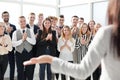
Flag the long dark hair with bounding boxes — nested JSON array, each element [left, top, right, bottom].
[[41, 18, 52, 40], [108, 0, 120, 57]]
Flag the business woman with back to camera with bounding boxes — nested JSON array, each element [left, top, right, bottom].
[[24, 0, 120, 80]]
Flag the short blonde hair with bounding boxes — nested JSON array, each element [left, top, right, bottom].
[[38, 13, 43, 17], [30, 12, 35, 15], [61, 25, 74, 43]]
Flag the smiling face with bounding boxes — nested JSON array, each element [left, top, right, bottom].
[[2, 12, 9, 23], [71, 16, 79, 27], [28, 13, 35, 24], [79, 18, 84, 25], [81, 24, 88, 34], [52, 18, 58, 27], [19, 16, 26, 29], [43, 19, 51, 30], [63, 27, 70, 36], [95, 23, 101, 32], [38, 13, 44, 24], [89, 22, 95, 30], [61, 26, 71, 39], [59, 17, 64, 25]]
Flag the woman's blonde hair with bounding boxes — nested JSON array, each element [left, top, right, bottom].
[[79, 23, 90, 37], [60, 25, 74, 42]]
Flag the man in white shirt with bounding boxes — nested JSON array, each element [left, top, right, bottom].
[[12, 16, 36, 80]]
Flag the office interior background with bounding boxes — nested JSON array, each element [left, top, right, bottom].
[[0, 0, 108, 28], [0, 0, 108, 79]]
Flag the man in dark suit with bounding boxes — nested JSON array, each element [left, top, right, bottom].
[[26, 12, 39, 35], [2, 11, 16, 80], [26, 12, 39, 56], [26, 12, 39, 78]]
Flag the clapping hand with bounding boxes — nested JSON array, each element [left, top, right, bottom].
[[0, 36, 7, 47], [80, 37, 86, 45], [46, 33, 52, 41], [22, 32, 27, 41]]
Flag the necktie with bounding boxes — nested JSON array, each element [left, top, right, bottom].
[[23, 30, 25, 33]]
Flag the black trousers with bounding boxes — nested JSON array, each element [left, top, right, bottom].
[[15, 50, 34, 80], [86, 67, 101, 80], [31, 45, 36, 78], [0, 54, 8, 80], [93, 67, 101, 80], [52, 48, 60, 80], [61, 61, 74, 80], [8, 49, 15, 80]]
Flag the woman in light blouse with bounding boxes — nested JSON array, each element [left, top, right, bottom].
[[58, 25, 75, 61], [58, 25, 75, 80], [24, 0, 120, 80], [0, 22, 12, 80]]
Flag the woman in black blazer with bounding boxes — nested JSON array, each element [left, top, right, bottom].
[[36, 18, 57, 80]]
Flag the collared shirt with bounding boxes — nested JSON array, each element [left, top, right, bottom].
[[4, 23, 10, 28], [0, 35, 12, 55], [12, 28, 36, 47], [28, 24, 34, 31]]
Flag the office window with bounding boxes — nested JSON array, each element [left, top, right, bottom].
[[60, 0, 86, 6], [0, 2, 20, 28], [9, 0, 20, 1], [23, 4, 56, 23], [93, 1, 108, 26], [23, 0, 57, 5], [60, 4, 90, 25]]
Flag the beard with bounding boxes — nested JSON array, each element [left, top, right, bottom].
[[4, 18, 9, 23]]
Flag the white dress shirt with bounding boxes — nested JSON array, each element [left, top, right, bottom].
[[12, 28, 36, 47], [28, 25, 34, 31], [58, 38, 75, 61]]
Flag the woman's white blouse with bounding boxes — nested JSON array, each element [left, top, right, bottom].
[[0, 35, 12, 55], [51, 25, 120, 80], [58, 38, 75, 61]]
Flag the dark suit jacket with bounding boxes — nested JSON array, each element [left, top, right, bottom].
[[36, 30, 57, 57], [26, 24, 39, 57], [26, 24, 39, 34]]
